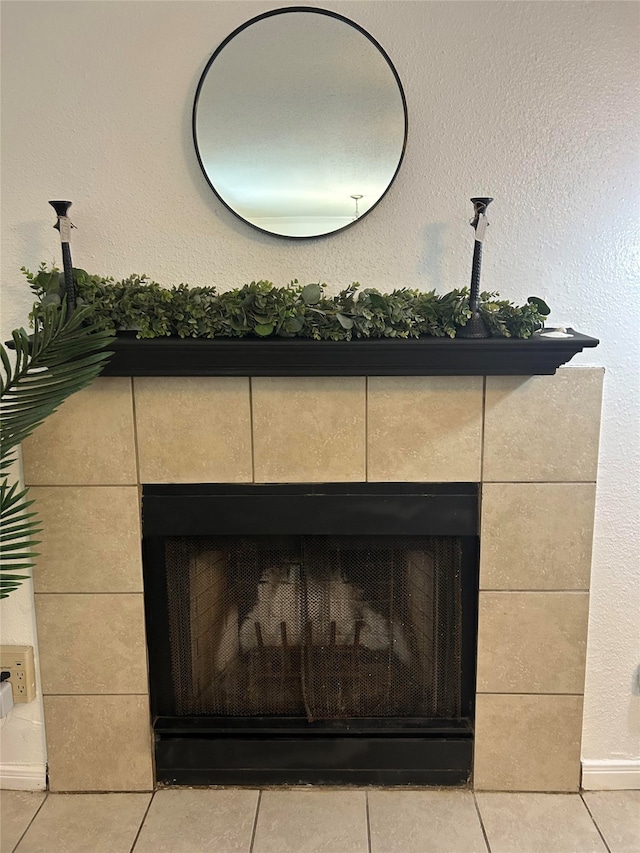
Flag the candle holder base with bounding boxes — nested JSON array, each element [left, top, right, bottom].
[[457, 313, 491, 339]]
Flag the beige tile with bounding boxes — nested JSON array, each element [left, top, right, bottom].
[[483, 369, 603, 482], [133, 789, 258, 853], [31, 487, 142, 593], [368, 789, 487, 853], [480, 483, 596, 589], [35, 593, 147, 694], [368, 377, 483, 482], [476, 792, 607, 852], [252, 378, 366, 483], [476, 592, 589, 693], [583, 791, 640, 853], [134, 377, 252, 483], [0, 791, 45, 853], [22, 378, 137, 485], [14, 793, 150, 853], [44, 695, 153, 791], [253, 790, 368, 853], [474, 694, 583, 791]]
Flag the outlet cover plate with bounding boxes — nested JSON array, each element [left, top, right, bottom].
[[0, 645, 36, 703]]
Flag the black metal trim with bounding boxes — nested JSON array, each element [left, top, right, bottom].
[[460, 537, 480, 719], [192, 6, 408, 241], [142, 482, 479, 538], [144, 482, 477, 497], [154, 716, 473, 736], [158, 769, 470, 786], [101, 330, 599, 377], [142, 537, 175, 717], [155, 736, 472, 787]]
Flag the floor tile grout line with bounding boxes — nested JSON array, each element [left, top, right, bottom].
[[32, 591, 145, 595], [248, 789, 262, 853], [130, 377, 142, 488], [480, 480, 597, 485], [10, 790, 48, 853], [472, 791, 493, 853], [579, 792, 613, 853], [249, 377, 256, 483], [128, 790, 155, 853], [34, 588, 594, 595], [43, 693, 150, 697], [475, 691, 585, 696], [480, 375, 487, 483], [364, 376, 369, 482], [478, 590, 591, 594], [25, 483, 140, 488], [365, 790, 373, 853], [25, 479, 598, 488]]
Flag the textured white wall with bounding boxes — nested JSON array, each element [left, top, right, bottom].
[[1, 1, 638, 782]]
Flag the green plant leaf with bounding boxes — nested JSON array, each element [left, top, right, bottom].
[[284, 317, 304, 333], [336, 313, 354, 330], [301, 283, 322, 305], [528, 296, 551, 315], [253, 323, 274, 336], [368, 292, 388, 313]]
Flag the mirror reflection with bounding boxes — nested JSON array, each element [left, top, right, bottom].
[[193, 8, 407, 238]]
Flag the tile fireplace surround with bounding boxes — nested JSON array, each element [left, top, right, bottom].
[[21, 367, 603, 793]]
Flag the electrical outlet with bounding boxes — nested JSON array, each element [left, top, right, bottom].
[[0, 645, 36, 703]]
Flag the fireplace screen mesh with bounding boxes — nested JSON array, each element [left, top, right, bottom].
[[164, 535, 463, 721]]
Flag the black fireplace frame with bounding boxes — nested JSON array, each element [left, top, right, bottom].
[[142, 482, 479, 786]]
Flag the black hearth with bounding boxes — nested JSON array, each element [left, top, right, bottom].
[[142, 483, 479, 786]]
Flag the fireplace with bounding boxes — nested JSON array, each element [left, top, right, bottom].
[[143, 484, 479, 785], [22, 368, 602, 792]]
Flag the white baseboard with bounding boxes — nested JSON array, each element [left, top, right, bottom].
[[582, 759, 640, 790], [0, 763, 46, 791]]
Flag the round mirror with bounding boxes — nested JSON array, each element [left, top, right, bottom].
[[193, 7, 407, 238]]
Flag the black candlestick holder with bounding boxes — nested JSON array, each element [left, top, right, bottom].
[[49, 199, 77, 316], [458, 197, 493, 339]]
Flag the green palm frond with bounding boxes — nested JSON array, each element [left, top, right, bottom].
[[1, 303, 113, 598], [0, 479, 40, 597]]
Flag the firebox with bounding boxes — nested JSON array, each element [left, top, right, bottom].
[[142, 483, 479, 786]]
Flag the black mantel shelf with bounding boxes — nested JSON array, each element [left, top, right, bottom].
[[101, 330, 599, 377]]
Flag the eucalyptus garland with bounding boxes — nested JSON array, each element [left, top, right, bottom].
[[23, 264, 549, 341]]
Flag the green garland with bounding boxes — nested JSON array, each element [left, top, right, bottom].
[[23, 264, 550, 341]]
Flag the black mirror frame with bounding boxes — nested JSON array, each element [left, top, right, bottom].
[[192, 5, 408, 240]]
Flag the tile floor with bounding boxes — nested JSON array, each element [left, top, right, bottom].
[[1, 788, 638, 853]]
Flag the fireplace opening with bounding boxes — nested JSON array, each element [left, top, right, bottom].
[[143, 483, 479, 786], [166, 534, 462, 721]]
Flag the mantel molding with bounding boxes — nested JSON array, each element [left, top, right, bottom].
[[101, 330, 599, 377]]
